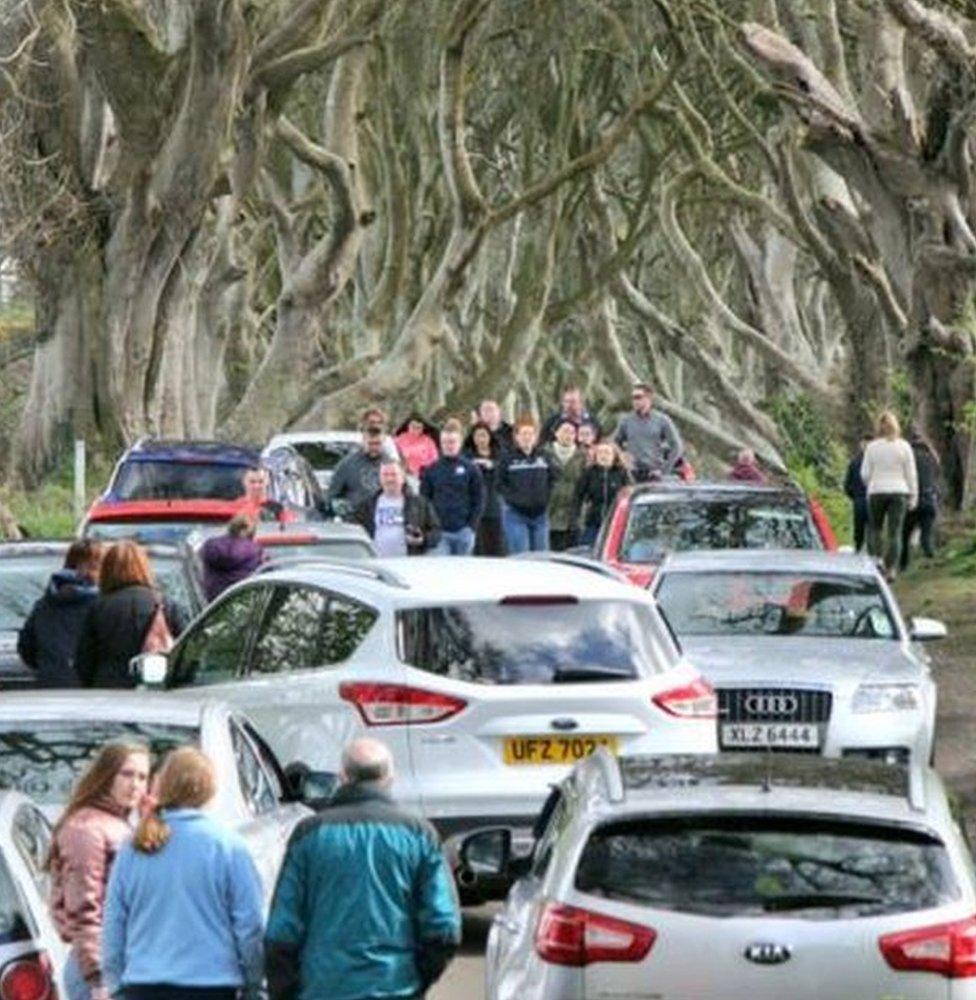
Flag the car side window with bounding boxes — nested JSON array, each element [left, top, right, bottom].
[[243, 722, 286, 800], [531, 791, 570, 879], [12, 805, 52, 897], [321, 596, 377, 663], [230, 721, 279, 816], [173, 587, 265, 685], [251, 586, 330, 674]]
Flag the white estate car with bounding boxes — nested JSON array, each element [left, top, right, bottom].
[[134, 557, 717, 858], [0, 692, 311, 899], [266, 431, 398, 491], [0, 790, 66, 1000]]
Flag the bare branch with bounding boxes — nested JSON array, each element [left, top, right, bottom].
[[884, 0, 976, 72]]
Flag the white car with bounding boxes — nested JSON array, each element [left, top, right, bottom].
[[0, 790, 66, 1000], [0, 692, 312, 899], [134, 557, 717, 861], [266, 431, 398, 491]]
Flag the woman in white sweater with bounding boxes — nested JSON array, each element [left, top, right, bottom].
[[861, 411, 917, 579]]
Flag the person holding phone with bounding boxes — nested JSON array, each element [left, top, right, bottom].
[[354, 460, 441, 556]]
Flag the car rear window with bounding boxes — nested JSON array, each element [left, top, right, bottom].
[[114, 460, 246, 501], [0, 722, 197, 805], [621, 497, 819, 563], [289, 442, 356, 471], [0, 856, 30, 945], [85, 520, 222, 545], [656, 572, 897, 640], [575, 816, 959, 919], [0, 558, 60, 631], [258, 540, 374, 561], [398, 600, 671, 684]]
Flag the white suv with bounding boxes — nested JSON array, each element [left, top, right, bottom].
[[139, 557, 717, 852]]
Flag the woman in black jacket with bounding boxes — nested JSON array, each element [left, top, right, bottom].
[[900, 425, 941, 570], [572, 441, 632, 547], [466, 422, 505, 556], [75, 541, 174, 688]]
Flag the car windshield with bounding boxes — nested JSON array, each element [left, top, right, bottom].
[[0, 854, 30, 946], [575, 816, 959, 919], [151, 556, 197, 626], [288, 441, 357, 471], [113, 460, 247, 501], [656, 572, 897, 640], [86, 520, 224, 545], [258, 540, 374, 561], [621, 496, 819, 563], [0, 722, 197, 805], [0, 556, 62, 631], [398, 600, 672, 684]]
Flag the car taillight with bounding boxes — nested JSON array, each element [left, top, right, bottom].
[[0, 953, 55, 1000], [652, 678, 717, 718], [535, 901, 655, 967], [880, 916, 976, 978], [339, 682, 467, 726]]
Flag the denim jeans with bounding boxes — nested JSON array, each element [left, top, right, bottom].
[[502, 506, 549, 553], [64, 952, 92, 1000], [434, 527, 476, 555]]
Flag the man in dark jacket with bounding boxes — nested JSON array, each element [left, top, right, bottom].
[[265, 738, 461, 1000], [901, 426, 941, 570], [421, 419, 485, 555], [355, 461, 441, 556], [844, 436, 872, 552], [17, 540, 102, 687], [328, 426, 387, 513], [200, 513, 265, 601], [498, 417, 557, 553], [540, 386, 601, 444]]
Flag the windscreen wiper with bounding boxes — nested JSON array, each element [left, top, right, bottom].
[[761, 892, 883, 912], [552, 667, 633, 683]]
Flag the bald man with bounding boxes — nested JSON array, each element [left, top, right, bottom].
[[266, 738, 461, 1000]]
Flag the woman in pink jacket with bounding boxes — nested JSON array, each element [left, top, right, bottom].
[[49, 742, 150, 1000], [394, 414, 440, 478]]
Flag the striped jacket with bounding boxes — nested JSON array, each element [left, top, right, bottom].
[[265, 783, 461, 1000]]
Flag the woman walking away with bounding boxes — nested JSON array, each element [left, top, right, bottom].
[[50, 742, 151, 1000], [75, 541, 176, 688], [572, 441, 632, 548], [900, 425, 941, 571], [466, 422, 505, 555], [861, 411, 918, 580], [103, 748, 264, 1000]]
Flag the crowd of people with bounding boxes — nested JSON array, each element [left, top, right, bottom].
[[48, 736, 459, 1000], [327, 382, 690, 557]]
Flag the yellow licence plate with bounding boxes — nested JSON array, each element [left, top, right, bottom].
[[503, 735, 619, 765]]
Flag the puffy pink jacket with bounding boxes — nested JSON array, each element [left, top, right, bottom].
[[394, 430, 439, 478], [50, 803, 131, 981]]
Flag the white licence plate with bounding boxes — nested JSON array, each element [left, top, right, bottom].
[[721, 723, 820, 748]]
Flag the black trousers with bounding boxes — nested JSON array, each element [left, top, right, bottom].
[[901, 502, 937, 569], [475, 517, 505, 556], [852, 500, 868, 553], [549, 529, 577, 552], [867, 493, 908, 575], [123, 987, 238, 1000]]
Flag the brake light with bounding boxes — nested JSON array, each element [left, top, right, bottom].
[[880, 916, 976, 978], [535, 901, 655, 966], [652, 677, 717, 718], [339, 682, 466, 726], [0, 953, 55, 1000], [499, 595, 578, 606]]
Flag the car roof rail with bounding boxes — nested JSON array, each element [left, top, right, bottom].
[[510, 550, 626, 583], [573, 747, 625, 805], [254, 556, 409, 589]]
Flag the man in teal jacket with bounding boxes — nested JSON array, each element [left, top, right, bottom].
[[265, 738, 461, 1000]]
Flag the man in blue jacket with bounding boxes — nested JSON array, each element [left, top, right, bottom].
[[265, 738, 461, 1000], [420, 419, 485, 555]]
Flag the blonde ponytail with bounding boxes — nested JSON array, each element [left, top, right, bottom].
[[132, 747, 216, 855]]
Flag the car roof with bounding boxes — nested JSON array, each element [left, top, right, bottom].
[[0, 541, 182, 560], [252, 556, 646, 605], [268, 431, 361, 445], [572, 752, 945, 827], [0, 691, 221, 728], [630, 480, 805, 503], [126, 439, 260, 466], [657, 549, 880, 576]]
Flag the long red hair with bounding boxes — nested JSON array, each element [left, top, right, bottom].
[[100, 540, 154, 592]]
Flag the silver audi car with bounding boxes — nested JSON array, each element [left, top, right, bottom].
[[650, 550, 946, 765], [470, 752, 976, 1000]]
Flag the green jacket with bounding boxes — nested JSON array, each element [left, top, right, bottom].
[[546, 447, 586, 531]]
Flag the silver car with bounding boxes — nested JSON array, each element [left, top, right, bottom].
[[0, 790, 66, 1000], [0, 692, 312, 899], [471, 752, 976, 1000], [651, 550, 946, 765]]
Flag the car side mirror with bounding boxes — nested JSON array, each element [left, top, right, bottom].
[[456, 827, 531, 887], [283, 761, 339, 805], [130, 652, 168, 687], [910, 616, 948, 642]]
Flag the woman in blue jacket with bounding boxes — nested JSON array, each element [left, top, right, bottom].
[[103, 748, 264, 1000]]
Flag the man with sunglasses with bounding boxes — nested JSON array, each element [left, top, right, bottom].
[[614, 382, 684, 482]]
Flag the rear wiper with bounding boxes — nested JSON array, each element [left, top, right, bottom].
[[552, 667, 633, 683], [761, 892, 883, 912]]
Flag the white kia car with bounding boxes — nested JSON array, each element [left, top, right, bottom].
[[0, 692, 312, 899], [133, 557, 717, 860]]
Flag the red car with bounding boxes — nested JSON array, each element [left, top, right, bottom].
[[595, 481, 838, 587]]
